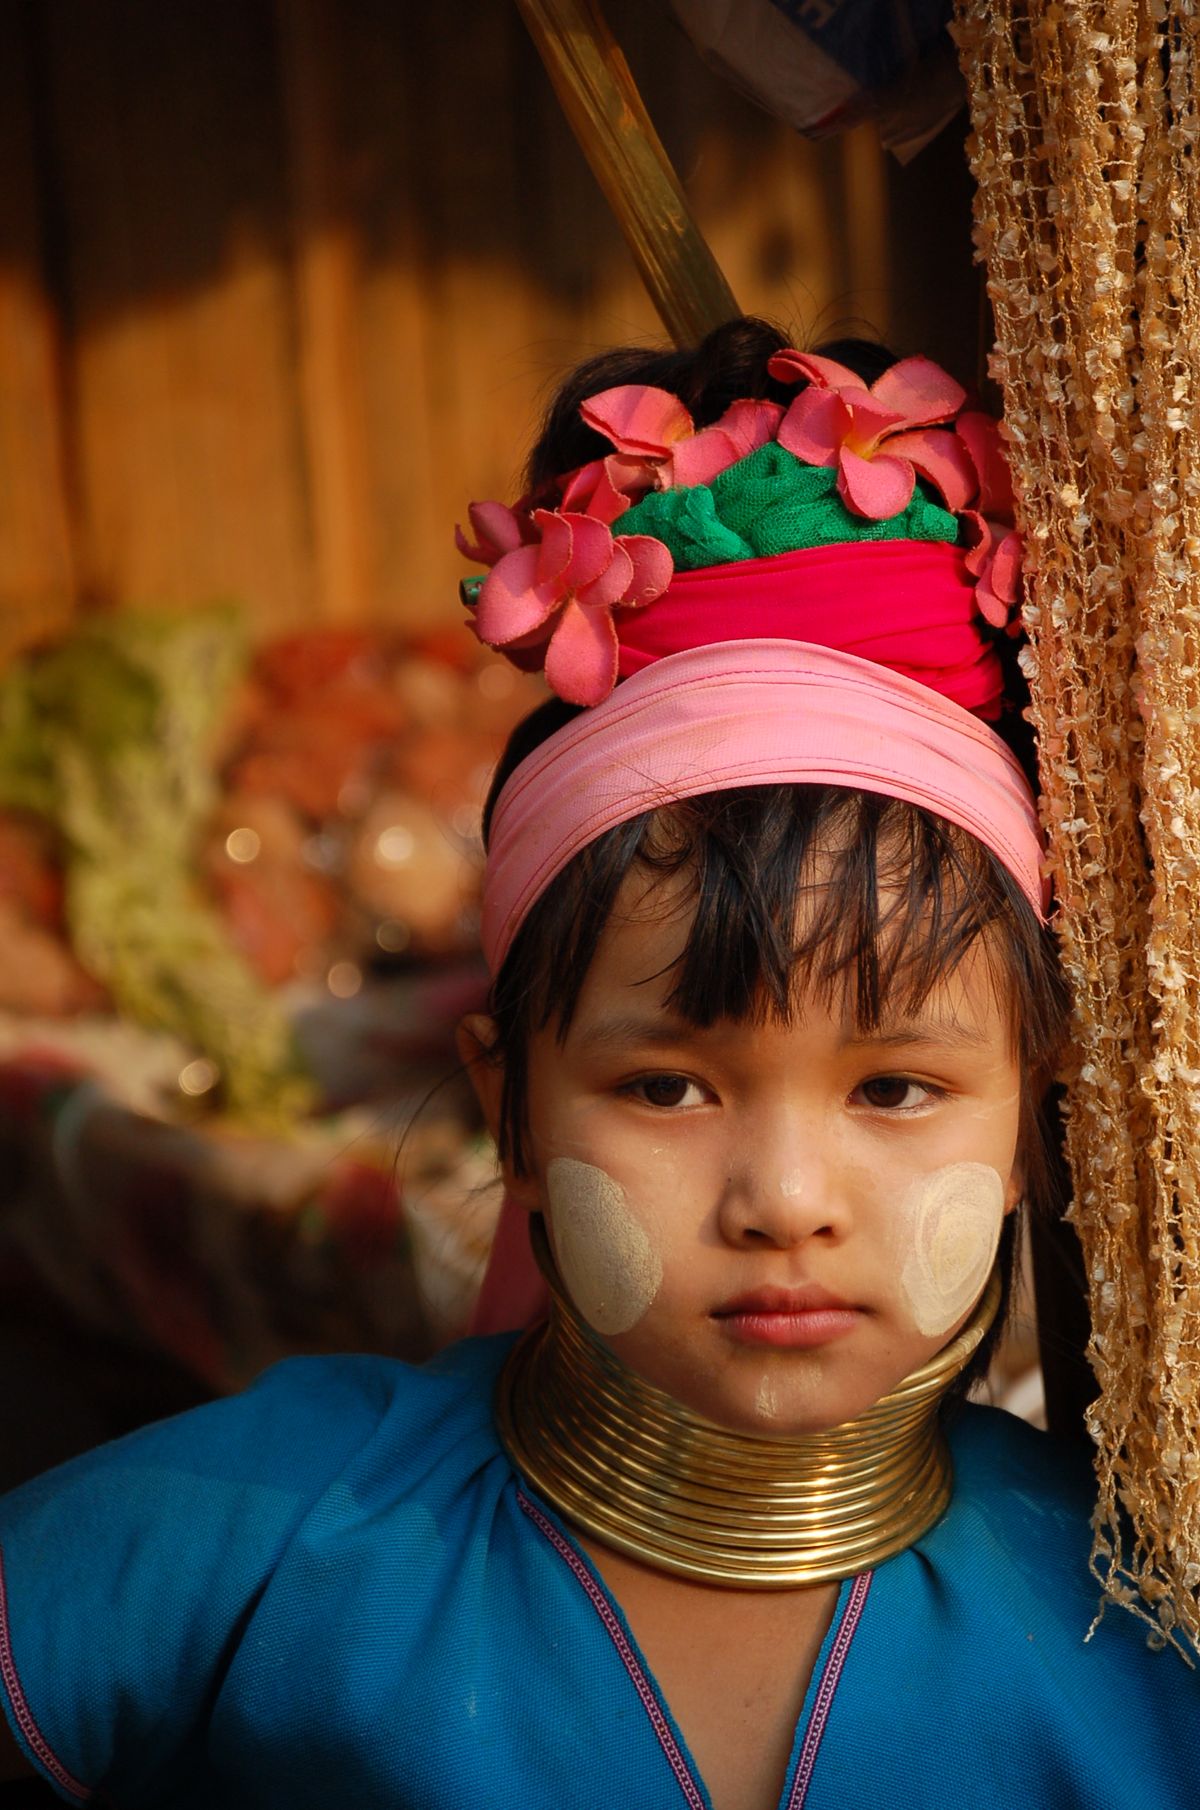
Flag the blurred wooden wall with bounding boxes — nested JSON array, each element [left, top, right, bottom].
[[0, 0, 980, 667]]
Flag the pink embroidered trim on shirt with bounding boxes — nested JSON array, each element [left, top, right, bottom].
[[518, 1489, 707, 1810], [786, 1569, 873, 1809], [0, 1542, 92, 1803]]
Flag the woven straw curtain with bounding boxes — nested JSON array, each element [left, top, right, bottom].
[[954, 0, 1200, 1654]]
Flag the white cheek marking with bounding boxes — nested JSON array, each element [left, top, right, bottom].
[[755, 1373, 779, 1420], [898, 1162, 1005, 1337], [546, 1158, 662, 1335]]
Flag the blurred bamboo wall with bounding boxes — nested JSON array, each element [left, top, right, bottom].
[[0, 0, 980, 667]]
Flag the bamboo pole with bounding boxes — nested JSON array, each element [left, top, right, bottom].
[[514, 0, 740, 345]]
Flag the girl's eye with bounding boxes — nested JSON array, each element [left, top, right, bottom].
[[625, 1073, 708, 1110], [855, 1076, 937, 1112]]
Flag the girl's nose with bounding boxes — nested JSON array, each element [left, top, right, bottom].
[[717, 1140, 847, 1249]]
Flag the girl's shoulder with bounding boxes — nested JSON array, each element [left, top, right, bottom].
[[941, 1400, 1100, 1564], [224, 1330, 517, 1479], [930, 1403, 1191, 1677], [6, 1331, 518, 1515], [0, 1334, 520, 1804], [947, 1398, 1096, 1499]]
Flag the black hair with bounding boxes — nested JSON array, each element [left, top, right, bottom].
[[479, 318, 1068, 1393]]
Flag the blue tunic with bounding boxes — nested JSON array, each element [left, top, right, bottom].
[[0, 1334, 1197, 1808]]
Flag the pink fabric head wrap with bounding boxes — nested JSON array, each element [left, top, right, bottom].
[[471, 635, 1046, 1334], [615, 542, 1005, 720]]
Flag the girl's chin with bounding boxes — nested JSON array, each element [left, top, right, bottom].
[[637, 1371, 879, 1439], [709, 1398, 874, 1439]]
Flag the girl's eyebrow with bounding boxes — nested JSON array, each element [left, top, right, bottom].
[[840, 1021, 991, 1053], [572, 1012, 699, 1053], [572, 1014, 994, 1056]]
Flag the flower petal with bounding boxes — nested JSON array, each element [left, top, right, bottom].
[[977, 579, 1006, 637], [886, 427, 978, 512], [989, 530, 1023, 600], [543, 596, 620, 706], [975, 569, 1009, 629], [607, 453, 657, 496], [669, 400, 785, 485], [777, 387, 851, 465], [714, 397, 785, 458], [841, 391, 909, 455], [955, 411, 1015, 519], [556, 511, 616, 590], [471, 500, 529, 555], [667, 427, 742, 488], [576, 543, 633, 612], [581, 385, 694, 457], [473, 546, 563, 645], [872, 356, 967, 426], [559, 460, 603, 512], [454, 500, 529, 565], [971, 529, 1023, 627], [960, 509, 993, 576], [532, 510, 573, 587], [560, 458, 636, 524], [590, 475, 634, 525], [767, 348, 867, 391], [837, 448, 915, 519], [615, 534, 674, 607]]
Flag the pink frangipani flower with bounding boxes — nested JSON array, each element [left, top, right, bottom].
[[580, 385, 784, 492], [468, 508, 673, 706], [767, 349, 976, 520], [963, 514, 1023, 634]]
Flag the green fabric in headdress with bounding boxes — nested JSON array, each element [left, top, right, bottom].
[[619, 443, 960, 571]]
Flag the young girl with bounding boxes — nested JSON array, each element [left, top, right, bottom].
[[1, 319, 1198, 1810]]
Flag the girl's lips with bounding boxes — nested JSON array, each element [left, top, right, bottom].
[[712, 1286, 862, 1350], [715, 1308, 862, 1349]]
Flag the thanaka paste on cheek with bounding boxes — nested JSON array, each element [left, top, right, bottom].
[[897, 1162, 1005, 1337], [545, 1157, 662, 1335]]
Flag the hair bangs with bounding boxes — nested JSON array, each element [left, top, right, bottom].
[[636, 789, 1018, 1040], [488, 784, 1065, 1176]]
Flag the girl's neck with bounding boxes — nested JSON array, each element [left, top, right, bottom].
[[495, 1252, 1000, 1590]]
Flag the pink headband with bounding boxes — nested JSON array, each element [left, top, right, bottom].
[[482, 638, 1047, 976]]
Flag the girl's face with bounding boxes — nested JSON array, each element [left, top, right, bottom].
[[474, 867, 1025, 1436]]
